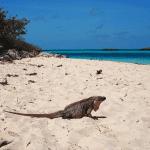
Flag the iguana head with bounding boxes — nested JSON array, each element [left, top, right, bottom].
[[93, 96, 106, 111]]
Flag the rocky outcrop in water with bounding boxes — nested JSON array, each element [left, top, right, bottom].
[[139, 47, 150, 50]]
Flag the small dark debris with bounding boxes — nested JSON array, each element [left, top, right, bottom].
[[23, 68, 27, 71], [6, 74, 18, 77], [28, 80, 35, 83], [96, 70, 102, 75], [26, 73, 37, 76], [0, 78, 8, 86], [37, 64, 44, 67], [97, 77, 103, 79], [27, 142, 31, 147], [0, 141, 11, 148], [6, 74, 13, 77], [65, 73, 68, 75], [13, 74, 19, 77], [57, 64, 62, 67], [120, 98, 124, 101], [29, 64, 36, 66]]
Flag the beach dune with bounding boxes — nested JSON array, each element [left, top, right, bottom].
[[0, 57, 150, 150]]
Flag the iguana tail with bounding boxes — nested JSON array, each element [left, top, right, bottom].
[[4, 110, 63, 119]]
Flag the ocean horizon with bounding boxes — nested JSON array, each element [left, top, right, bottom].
[[42, 49, 150, 65]]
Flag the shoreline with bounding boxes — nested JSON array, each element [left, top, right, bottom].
[[1, 55, 149, 65], [41, 51, 150, 65], [67, 57, 149, 65]]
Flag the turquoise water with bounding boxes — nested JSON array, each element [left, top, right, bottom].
[[42, 49, 150, 65]]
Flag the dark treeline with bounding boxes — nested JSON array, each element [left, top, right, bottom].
[[0, 7, 42, 55]]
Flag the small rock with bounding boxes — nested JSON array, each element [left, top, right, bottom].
[[19, 50, 34, 58], [7, 49, 21, 60]]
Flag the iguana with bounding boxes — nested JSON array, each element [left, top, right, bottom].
[[4, 96, 106, 120]]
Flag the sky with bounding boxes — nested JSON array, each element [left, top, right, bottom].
[[1, 0, 150, 50]]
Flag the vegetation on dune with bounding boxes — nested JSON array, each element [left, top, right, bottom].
[[0, 7, 42, 55]]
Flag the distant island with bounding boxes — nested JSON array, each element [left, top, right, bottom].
[[102, 48, 118, 50], [139, 47, 150, 50]]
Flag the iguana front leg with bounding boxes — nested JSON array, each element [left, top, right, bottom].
[[86, 107, 93, 119], [87, 107, 98, 120]]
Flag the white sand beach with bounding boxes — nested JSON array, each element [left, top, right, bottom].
[[0, 57, 150, 150]]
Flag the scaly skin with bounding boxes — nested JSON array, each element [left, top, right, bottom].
[[4, 96, 106, 120]]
